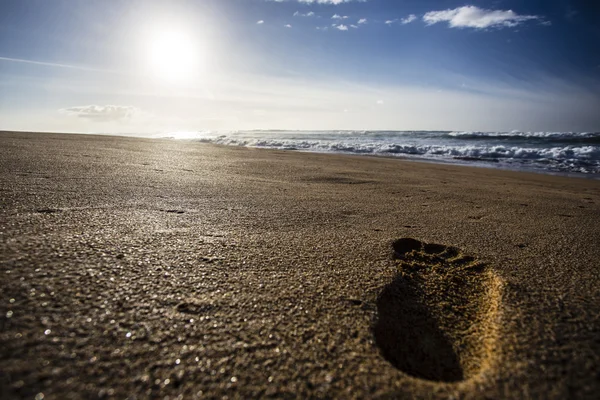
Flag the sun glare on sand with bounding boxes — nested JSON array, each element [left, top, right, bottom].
[[146, 27, 201, 83]]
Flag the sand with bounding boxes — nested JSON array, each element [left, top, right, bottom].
[[1, 131, 599, 399]]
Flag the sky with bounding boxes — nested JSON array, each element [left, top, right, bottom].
[[0, 0, 599, 134]]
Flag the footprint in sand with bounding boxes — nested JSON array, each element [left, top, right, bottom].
[[374, 238, 503, 383]]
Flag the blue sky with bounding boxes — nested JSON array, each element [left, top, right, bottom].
[[0, 0, 599, 133]]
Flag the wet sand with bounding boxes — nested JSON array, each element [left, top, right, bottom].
[[1, 131, 599, 399]]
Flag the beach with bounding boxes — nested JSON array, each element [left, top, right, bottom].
[[1, 131, 599, 399]]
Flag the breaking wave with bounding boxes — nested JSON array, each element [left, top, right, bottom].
[[163, 130, 600, 176]]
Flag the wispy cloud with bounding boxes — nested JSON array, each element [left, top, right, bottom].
[[332, 14, 348, 20], [294, 11, 315, 17], [60, 105, 141, 122], [336, 24, 349, 31], [385, 15, 417, 26], [423, 6, 542, 29], [0, 56, 114, 74], [284, 24, 292, 28], [358, 18, 367, 24], [565, 8, 578, 21], [257, 20, 265, 24], [401, 14, 417, 24]]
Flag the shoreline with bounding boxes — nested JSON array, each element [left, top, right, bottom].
[[1, 131, 599, 399], [2, 129, 599, 181], [291, 149, 600, 181]]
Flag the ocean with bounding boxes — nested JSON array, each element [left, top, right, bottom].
[[162, 130, 600, 177]]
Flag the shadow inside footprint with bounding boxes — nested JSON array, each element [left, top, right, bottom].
[[374, 238, 501, 383], [375, 276, 464, 381]]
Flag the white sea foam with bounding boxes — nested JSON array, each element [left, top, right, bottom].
[[163, 130, 600, 175], [448, 131, 597, 138]]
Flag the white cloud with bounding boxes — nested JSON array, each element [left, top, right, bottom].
[[376, 100, 384, 105], [401, 14, 417, 24], [385, 19, 397, 25], [294, 11, 315, 17], [358, 18, 367, 24], [336, 24, 349, 31], [284, 24, 292, 28], [423, 6, 541, 29], [257, 20, 265, 24], [60, 105, 141, 122], [350, 24, 358, 29]]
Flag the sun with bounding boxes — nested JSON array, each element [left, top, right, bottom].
[[146, 28, 200, 83]]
